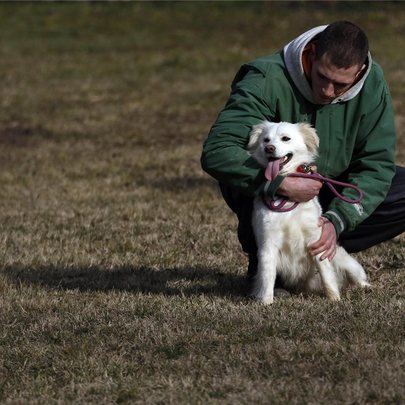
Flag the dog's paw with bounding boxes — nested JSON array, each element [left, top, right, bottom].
[[325, 289, 341, 301], [251, 294, 274, 305], [261, 296, 274, 305], [328, 295, 341, 302], [359, 281, 372, 290]]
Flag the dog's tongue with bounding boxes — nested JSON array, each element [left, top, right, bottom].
[[265, 158, 282, 181]]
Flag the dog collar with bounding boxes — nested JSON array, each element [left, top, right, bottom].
[[296, 163, 316, 174]]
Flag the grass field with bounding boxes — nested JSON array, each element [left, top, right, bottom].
[[0, 3, 404, 403]]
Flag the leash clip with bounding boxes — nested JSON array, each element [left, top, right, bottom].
[[297, 164, 315, 174]]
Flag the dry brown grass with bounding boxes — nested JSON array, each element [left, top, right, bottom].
[[0, 3, 404, 403]]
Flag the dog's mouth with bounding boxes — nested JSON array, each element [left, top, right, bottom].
[[282, 153, 293, 166], [268, 153, 293, 167]]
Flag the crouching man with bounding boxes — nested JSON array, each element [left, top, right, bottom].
[[201, 21, 404, 292]]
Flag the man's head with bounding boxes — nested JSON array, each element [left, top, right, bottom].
[[309, 21, 369, 104]]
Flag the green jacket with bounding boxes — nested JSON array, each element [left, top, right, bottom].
[[201, 26, 396, 235]]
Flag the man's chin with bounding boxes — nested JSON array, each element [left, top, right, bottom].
[[314, 95, 333, 105]]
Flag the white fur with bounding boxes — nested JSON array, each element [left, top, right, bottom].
[[248, 121, 370, 304]]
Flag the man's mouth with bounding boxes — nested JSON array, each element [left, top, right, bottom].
[[318, 95, 333, 104]]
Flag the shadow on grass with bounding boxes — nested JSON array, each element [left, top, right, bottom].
[[0, 124, 54, 147], [135, 175, 218, 193], [2, 265, 246, 299]]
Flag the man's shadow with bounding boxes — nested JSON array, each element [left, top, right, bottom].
[[2, 264, 246, 299]]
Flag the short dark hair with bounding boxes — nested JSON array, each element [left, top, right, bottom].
[[315, 21, 369, 68]]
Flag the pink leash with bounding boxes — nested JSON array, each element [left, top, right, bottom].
[[263, 160, 364, 212]]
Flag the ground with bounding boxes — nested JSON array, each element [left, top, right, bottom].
[[0, 3, 404, 403]]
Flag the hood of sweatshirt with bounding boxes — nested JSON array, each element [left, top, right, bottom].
[[283, 25, 372, 105]]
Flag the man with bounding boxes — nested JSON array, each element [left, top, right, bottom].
[[201, 21, 404, 289]]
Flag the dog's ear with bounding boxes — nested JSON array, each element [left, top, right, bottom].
[[298, 123, 319, 155], [248, 123, 265, 151]]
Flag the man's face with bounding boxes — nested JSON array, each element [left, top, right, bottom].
[[310, 51, 364, 105]]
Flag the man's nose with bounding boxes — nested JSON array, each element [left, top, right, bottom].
[[265, 144, 276, 153], [323, 82, 335, 98]]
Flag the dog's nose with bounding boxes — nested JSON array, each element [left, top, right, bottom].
[[265, 144, 276, 154]]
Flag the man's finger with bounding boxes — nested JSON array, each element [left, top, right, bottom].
[[309, 237, 331, 254], [311, 244, 330, 256], [330, 246, 337, 261], [320, 243, 337, 261], [320, 246, 334, 261], [308, 236, 327, 249]]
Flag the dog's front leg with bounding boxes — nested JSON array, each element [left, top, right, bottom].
[[315, 256, 341, 301], [252, 244, 278, 304]]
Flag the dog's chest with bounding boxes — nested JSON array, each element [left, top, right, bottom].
[[253, 198, 322, 278], [254, 198, 321, 235]]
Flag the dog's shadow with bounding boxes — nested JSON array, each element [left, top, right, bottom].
[[2, 264, 246, 299]]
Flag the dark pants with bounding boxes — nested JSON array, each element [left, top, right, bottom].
[[220, 166, 405, 278]]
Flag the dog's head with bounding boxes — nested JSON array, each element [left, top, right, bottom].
[[248, 121, 319, 174]]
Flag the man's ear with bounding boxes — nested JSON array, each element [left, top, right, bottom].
[[355, 64, 366, 79], [298, 123, 319, 156], [248, 123, 265, 151], [309, 42, 316, 62]]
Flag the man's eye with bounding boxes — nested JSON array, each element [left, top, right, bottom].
[[281, 136, 290, 142]]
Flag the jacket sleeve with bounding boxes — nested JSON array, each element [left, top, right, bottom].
[[323, 82, 396, 234], [201, 64, 283, 197]]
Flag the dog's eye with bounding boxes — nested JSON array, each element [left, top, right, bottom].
[[281, 136, 291, 142], [263, 137, 270, 143]]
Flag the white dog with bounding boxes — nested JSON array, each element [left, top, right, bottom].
[[248, 121, 370, 304]]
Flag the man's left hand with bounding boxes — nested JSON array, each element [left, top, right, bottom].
[[308, 217, 337, 261]]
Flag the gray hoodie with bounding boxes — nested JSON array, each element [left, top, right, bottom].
[[283, 25, 372, 104]]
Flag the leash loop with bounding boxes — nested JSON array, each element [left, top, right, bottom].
[[263, 160, 364, 212], [288, 172, 364, 204]]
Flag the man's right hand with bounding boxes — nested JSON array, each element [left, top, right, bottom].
[[277, 176, 322, 202]]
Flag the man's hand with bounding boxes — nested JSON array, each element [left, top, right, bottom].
[[308, 217, 337, 261], [278, 176, 322, 202]]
